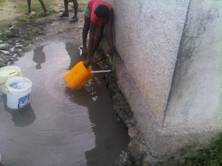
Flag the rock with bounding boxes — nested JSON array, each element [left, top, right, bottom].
[[12, 53, 17, 58], [15, 43, 23, 48], [92, 96, 98, 102], [0, 57, 6, 67], [117, 151, 130, 166], [0, 50, 10, 55], [128, 127, 139, 138], [0, 43, 9, 50], [7, 61, 14, 65], [142, 160, 150, 166], [9, 25, 15, 31], [10, 47, 15, 52]]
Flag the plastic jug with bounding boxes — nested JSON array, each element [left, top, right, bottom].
[[64, 61, 93, 90]]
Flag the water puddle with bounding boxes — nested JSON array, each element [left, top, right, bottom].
[[0, 40, 129, 166]]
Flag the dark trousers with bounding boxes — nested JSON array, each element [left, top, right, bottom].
[[27, 0, 47, 13], [64, 0, 78, 17]]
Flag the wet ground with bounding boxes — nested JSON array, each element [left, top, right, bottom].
[[0, 40, 129, 166]]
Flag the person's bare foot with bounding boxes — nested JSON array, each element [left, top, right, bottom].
[[60, 12, 69, 17], [27, 11, 36, 16], [42, 11, 49, 17]]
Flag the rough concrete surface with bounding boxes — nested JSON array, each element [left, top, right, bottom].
[[166, 0, 222, 132], [112, 0, 222, 159], [163, 0, 222, 152], [112, 0, 189, 158]]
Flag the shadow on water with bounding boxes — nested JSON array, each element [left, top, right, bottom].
[[2, 95, 36, 127], [65, 42, 129, 166], [65, 42, 85, 69], [32, 45, 46, 70]]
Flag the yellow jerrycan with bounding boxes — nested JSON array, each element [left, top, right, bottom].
[[64, 61, 112, 90], [64, 61, 93, 90]]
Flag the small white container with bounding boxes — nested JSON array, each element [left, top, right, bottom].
[[4, 76, 32, 110], [0, 66, 22, 93]]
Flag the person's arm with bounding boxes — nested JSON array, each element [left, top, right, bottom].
[[85, 25, 103, 66], [83, 17, 90, 50], [82, 6, 91, 54], [107, 9, 115, 54]]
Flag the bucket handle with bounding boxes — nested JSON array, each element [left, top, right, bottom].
[[9, 71, 17, 75]]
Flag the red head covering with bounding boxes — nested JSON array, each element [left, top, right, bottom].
[[88, 0, 112, 27]]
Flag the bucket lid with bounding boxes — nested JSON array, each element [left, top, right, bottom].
[[0, 66, 22, 85], [5, 76, 32, 93]]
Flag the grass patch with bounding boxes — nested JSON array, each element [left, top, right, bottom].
[[17, 0, 56, 18], [79, 0, 88, 4], [0, 0, 6, 6], [183, 134, 222, 166]]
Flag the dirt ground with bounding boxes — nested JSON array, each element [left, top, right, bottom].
[[0, 0, 86, 67]]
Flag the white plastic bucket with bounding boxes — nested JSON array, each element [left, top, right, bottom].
[[0, 66, 22, 93], [5, 76, 32, 110]]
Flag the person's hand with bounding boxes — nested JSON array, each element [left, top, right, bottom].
[[82, 47, 89, 58], [107, 46, 115, 55], [84, 56, 93, 68]]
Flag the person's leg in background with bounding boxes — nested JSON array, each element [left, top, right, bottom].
[[70, 0, 78, 22], [38, 0, 47, 15], [27, 0, 32, 13], [61, 0, 69, 17]]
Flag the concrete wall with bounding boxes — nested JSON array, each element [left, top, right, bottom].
[[113, 0, 189, 125], [162, 0, 222, 154], [165, 0, 222, 132], [112, 0, 190, 158], [112, 0, 222, 158]]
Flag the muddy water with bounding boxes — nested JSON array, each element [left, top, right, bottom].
[[0, 40, 129, 166]]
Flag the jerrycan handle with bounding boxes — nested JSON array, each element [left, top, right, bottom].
[[91, 70, 112, 74]]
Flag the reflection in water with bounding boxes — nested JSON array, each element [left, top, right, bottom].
[[4, 104, 36, 127], [65, 42, 83, 69], [9, 105, 35, 127], [2, 94, 36, 127], [33, 46, 46, 70], [66, 80, 128, 165]]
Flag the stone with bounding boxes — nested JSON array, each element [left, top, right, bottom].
[[15, 43, 23, 48], [128, 127, 139, 138], [9, 25, 15, 31], [10, 47, 15, 52], [142, 160, 150, 166], [0, 50, 10, 55], [12, 53, 17, 58], [0, 43, 9, 50]]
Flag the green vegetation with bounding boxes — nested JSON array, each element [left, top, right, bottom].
[[17, 0, 56, 18], [0, 0, 6, 6], [80, 0, 88, 4], [0, 0, 55, 42], [183, 134, 222, 166]]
